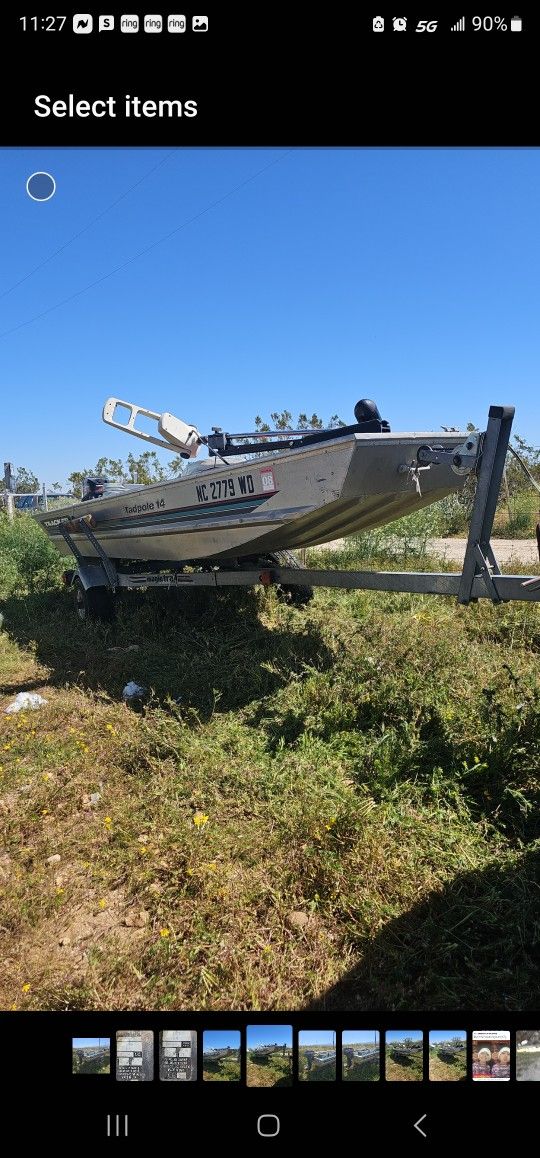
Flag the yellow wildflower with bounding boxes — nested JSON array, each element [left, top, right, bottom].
[[56, 887, 65, 896], [98, 898, 107, 909], [159, 928, 170, 938], [193, 812, 209, 829], [139, 846, 148, 855], [22, 983, 31, 993], [104, 816, 112, 825]]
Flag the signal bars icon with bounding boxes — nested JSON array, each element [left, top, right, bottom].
[[451, 16, 466, 31]]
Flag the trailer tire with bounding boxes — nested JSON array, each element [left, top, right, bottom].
[[74, 578, 114, 623], [267, 550, 314, 606]]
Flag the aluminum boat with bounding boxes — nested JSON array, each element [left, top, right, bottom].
[[35, 396, 480, 565]]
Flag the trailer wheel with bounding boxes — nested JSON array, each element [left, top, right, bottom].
[[74, 578, 114, 623], [267, 550, 314, 606]]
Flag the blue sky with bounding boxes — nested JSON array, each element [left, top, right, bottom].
[[386, 1030, 423, 1044], [298, 1030, 335, 1047], [429, 1030, 466, 1044], [246, 1025, 292, 1049], [343, 1030, 380, 1046], [203, 1030, 240, 1051], [72, 1037, 110, 1048], [2, 148, 539, 488]]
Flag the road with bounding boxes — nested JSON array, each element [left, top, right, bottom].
[[317, 538, 539, 566]]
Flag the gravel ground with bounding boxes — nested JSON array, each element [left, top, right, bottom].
[[319, 538, 539, 565]]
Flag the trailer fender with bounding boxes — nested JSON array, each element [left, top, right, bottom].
[[71, 562, 111, 591]]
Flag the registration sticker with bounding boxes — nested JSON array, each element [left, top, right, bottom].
[[260, 467, 276, 493]]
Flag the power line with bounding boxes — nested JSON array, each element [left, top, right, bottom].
[[1, 150, 178, 301], [0, 150, 293, 341]]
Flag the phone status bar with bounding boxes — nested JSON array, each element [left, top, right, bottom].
[[371, 16, 523, 33]]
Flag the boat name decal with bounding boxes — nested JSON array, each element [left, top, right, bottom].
[[124, 499, 166, 515], [196, 474, 255, 503]]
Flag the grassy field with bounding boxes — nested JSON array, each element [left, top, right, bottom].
[[298, 1045, 336, 1081], [203, 1054, 240, 1081], [246, 1053, 292, 1087], [72, 1051, 110, 1074], [428, 1048, 466, 1081], [342, 1046, 380, 1081], [385, 1050, 424, 1081], [1, 515, 539, 1013]]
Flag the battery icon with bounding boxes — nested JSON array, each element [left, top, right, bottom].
[[510, 16, 523, 31]]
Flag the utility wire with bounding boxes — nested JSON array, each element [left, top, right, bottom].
[[1, 150, 178, 301], [0, 150, 292, 341]]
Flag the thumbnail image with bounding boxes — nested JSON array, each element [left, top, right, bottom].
[[516, 1031, 540, 1082], [246, 1026, 293, 1087], [471, 1030, 510, 1080], [116, 1030, 154, 1082], [342, 1031, 380, 1082], [203, 1030, 241, 1081], [385, 1031, 424, 1081], [159, 1030, 197, 1081], [298, 1031, 336, 1082], [428, 1031, 466, 1081], [72, 1037, 110, 1074]]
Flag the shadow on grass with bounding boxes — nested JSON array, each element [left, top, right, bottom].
[[0, 586, 334, 717], [306, 844, 540, 1012]]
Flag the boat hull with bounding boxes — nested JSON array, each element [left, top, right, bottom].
[[35, 431, 472, 564]]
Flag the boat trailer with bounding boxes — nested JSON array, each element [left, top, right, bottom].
[[58, 405, 540, 619]]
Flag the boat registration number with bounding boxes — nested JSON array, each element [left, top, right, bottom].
[[195, 474, 255, 503]]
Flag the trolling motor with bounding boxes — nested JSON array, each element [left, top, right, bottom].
[[102, 395, 391, 460]]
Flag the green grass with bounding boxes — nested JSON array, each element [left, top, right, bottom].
[[342, 1053, 380, 1082], [246, 1054, 292, 1087], [386, 1052, 424, 1081], [298, 1044, 336, 1081], [203, 1055, 241, 1081], [428, 1048, 466, 1082], [72, 1050, 110, 1075], [1, 529, 539, 1013]]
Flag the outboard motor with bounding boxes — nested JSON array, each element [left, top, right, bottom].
[[81, 476, 107, 501]]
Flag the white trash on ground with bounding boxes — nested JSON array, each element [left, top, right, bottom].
[[5, 692, 48, 713], [122, 681, 147, 707]]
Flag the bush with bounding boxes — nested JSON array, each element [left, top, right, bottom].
[[348, 503, 447, 562], [506, 492, 539, 538], [0, 512, 64, 598]]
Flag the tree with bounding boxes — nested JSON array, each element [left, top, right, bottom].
[[14, 465, 39, 493], [254, 410, 344, 434], [67, 451, 182, 497]]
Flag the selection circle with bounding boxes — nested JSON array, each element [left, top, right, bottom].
[[26, 172, 56, 201]]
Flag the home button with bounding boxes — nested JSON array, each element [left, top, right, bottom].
[[257, 1115, 280, 1138]]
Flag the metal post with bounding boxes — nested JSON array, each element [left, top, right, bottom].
[[457, 405, 515, 604], [42, 483, 48, 512]]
